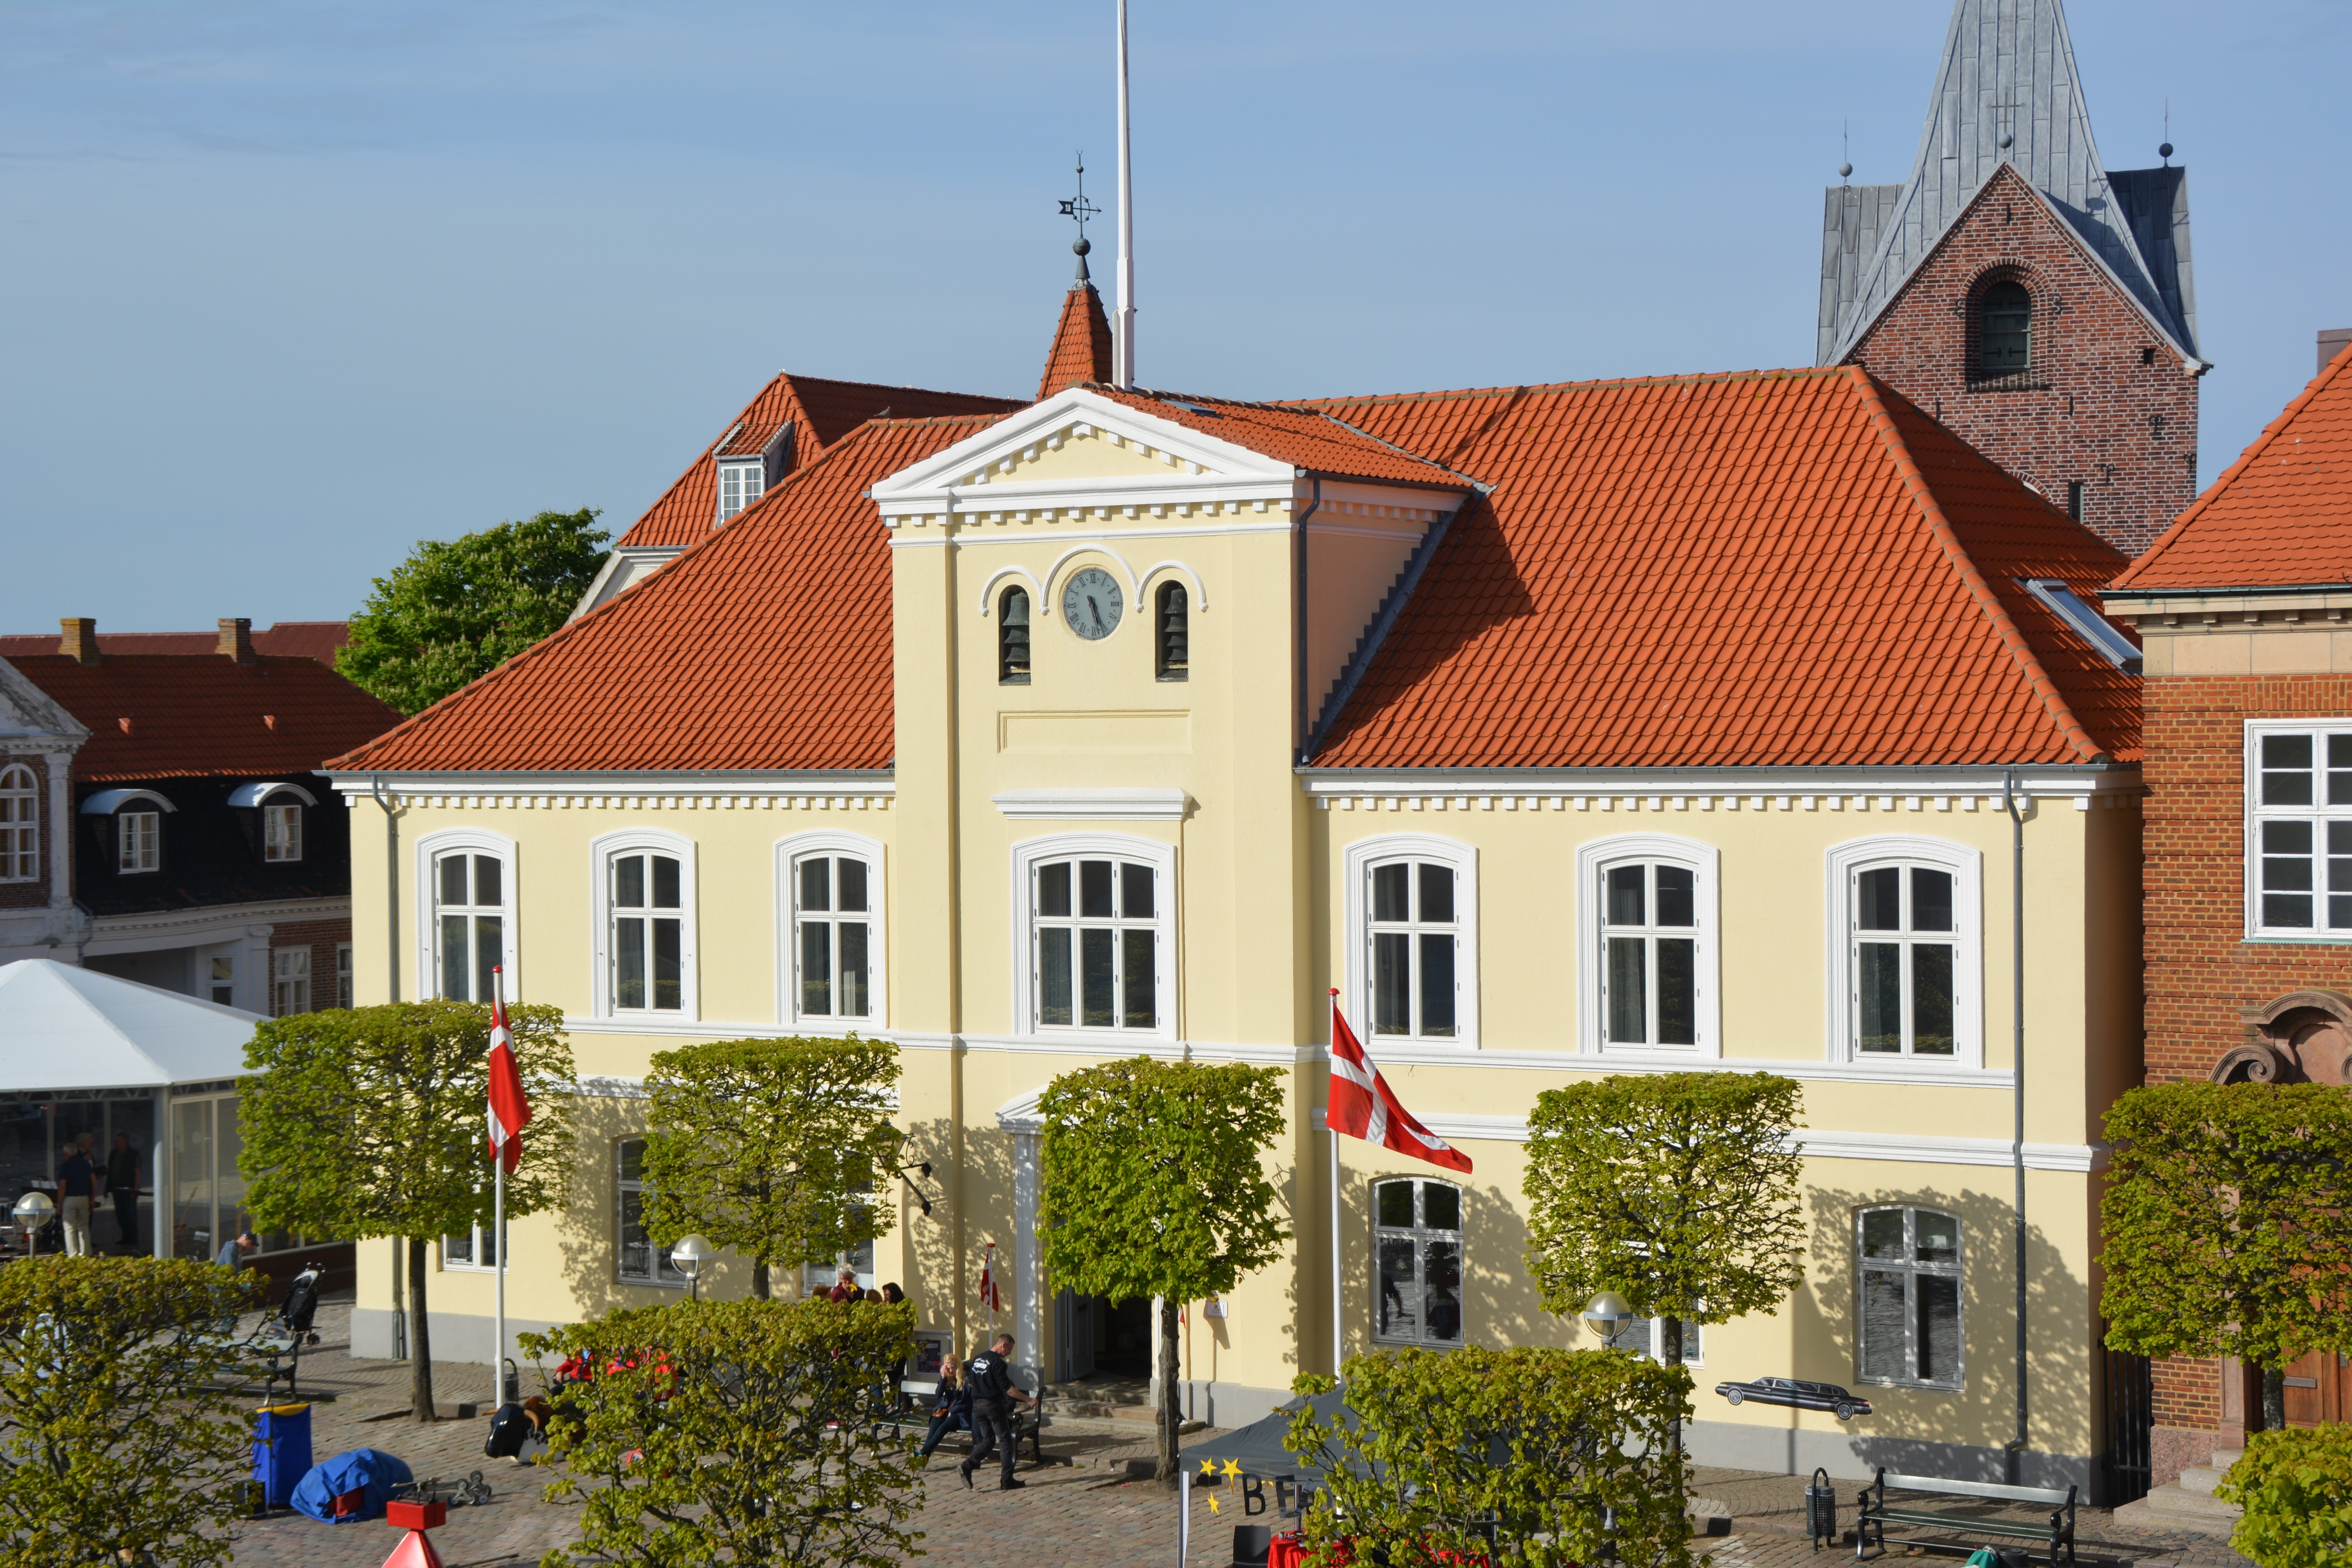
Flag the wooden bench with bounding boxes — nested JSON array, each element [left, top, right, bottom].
[[1855, 1469, 2076, 1568], [883, 1374, 1045, 1466]]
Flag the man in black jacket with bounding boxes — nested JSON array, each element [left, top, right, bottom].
[[957, 1334, 1035, 1491], [106, 1133, 140, 1255]]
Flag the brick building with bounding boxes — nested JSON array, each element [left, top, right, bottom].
[[1818, 0, 2205, 557], [2102, 333, 2352, 1487]]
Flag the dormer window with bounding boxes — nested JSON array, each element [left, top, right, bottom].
[[118, 812, 159, 874], [717, 461, 765, 523], [264, 802, 303, 862]]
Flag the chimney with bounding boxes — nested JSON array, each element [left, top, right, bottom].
[[218, 618, 255, 665], [2322, 328, 2352, 376], [58, 618, 99, 666]]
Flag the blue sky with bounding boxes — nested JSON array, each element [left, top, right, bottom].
[[2, 0, 2344, 630]]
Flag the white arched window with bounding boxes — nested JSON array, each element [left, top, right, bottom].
[[1825, 838, 1982, 1068], [1011, 833, 1175, 1039], [0, 766, 35, 883], [1576, 834, 1720, 1055], [776, 831, 887, 1030], [1343, 835, 1478, 1048], [415, 829, 518, 1005], [591, 829, 698, 1020]]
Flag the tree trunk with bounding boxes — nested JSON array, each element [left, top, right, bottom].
[[408, 1236, 435, 1423], [2262, 1364, 2287, 1434], [752, 1259, 770, 1300], [1156, 1298, 1183, 1487], [1662, 1313, 1685, 1458]]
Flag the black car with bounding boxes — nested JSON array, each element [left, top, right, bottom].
[[1713, 1376, 1871, 1421]]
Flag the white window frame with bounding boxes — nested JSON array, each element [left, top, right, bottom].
[[590, 828, 699, 1021], [442, 1213, 504, 1273], [0, 764, 37, 883], [1576, 834, 1721, 1056], [616, 1137, 686, 1289], [774, 830, 888, 1031], [118, 810, 161, 874], [1855, 1205, 1965, 1391], [272, 948, 311, 1018], [336, 943, 353, 1010], [1825, 837, 1983, 1069], [1343, 835, 1479, 1050], [414, 828, 520, 1005], [716, 460, 764, 523], [2244, 720, 2352, 942], [1370, 1174, 1466, 1348], [263, 801, 304, 862], [1009, 832, 1177, 1043]]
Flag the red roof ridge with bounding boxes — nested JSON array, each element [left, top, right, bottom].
[[1297, 365, 1846, 412], [2111, 338, 2352, 590], [1845, 366, 2110, 764]]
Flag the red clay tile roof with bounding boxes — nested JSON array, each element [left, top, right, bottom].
[[0, 623, 349, 666], [1039, 283, 1115, 400], [332, 417, 1000, 774], [1085, 387, 1474, 490], [617, 374, 1023, 549], [8, 655, 399, 781], [2109, 340, 2352, 592], [1303, 366, 2139, 769]]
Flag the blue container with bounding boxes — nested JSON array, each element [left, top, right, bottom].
[[253, 1402, 313, 1510]]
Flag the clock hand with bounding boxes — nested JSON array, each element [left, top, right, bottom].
[[1088, 597, 1103, 631]]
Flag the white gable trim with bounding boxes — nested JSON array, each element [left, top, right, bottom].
[[872, 388, 1296, 507], [0, 661, 89, 751]]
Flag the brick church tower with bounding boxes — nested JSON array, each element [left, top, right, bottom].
[[1817, 0, 2205, 556]]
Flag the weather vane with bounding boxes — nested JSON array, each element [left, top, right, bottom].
[[1058, 153, 1100, 246]]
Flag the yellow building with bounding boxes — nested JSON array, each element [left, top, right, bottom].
[[328, 283, 2149, 1494]]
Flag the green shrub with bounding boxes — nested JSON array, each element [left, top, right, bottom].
[[2217, 1426, 2352, 1568]]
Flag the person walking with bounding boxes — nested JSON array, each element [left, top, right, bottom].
[[57, 1140, 95, 1258], [106, 1133, 140, 1255], [215, 1232, 255, 1270], [915, 1358, 971, 1464], [957, 1333, 1034, 1492]]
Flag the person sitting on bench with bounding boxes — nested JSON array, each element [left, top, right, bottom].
[[915, 1358, 972, 1463]]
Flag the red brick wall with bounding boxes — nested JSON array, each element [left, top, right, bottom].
[[1848, 164, 2199, 558], [268, 916, 352, 1015], [0, 754, 53, 910]]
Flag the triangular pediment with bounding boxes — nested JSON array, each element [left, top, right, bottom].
[[0, 659, 88, 749]]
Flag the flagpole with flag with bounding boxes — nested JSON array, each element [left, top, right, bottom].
[[485, 967, 531, 1411], [1325, 988, 1471, 1376]]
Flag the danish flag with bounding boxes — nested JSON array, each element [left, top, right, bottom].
[[485, 967, 531, 1175], [977, 1241, 1002, 1312], [1327, 989, 1471, 1173]]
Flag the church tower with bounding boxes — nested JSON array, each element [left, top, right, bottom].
[[1817, 0, 2203, 556]]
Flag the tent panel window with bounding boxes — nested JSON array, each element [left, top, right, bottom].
[[434, 852, 505, 1003], [1857, 1206, 1962, 1389], [1600, 861, 1698, 1046], [616, 1139, 684, 1287], [0, 766, 36, 882], [263, 802, 303, 862], [1368, 859, 1458, 1041], [118, 811, 160, 875], [610, 852, 682, 1011], [271, 949, 311, 1018], [1034, 857, 1157, 1030], [1156, 581, 1189, 681], [795, 854, 873, 1020], [1000, 587, 1032, 684], [1977, 281, 2032, 378], [1373, 1177, 1463, 1347]]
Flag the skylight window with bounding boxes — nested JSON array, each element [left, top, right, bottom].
[[2022, 579, 2140, 672]]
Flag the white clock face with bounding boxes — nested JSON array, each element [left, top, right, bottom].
[[1062, 568, 1124, 640]]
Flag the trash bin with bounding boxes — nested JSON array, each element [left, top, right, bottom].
[[253, 1402, 313, 1511]]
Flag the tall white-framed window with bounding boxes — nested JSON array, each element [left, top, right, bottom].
[[776, 831, 887, 1030], [1857, 1206, 1963, 1390], [2246, 722, 2352, 940], [118, 811, 161, 874], [717, 460, 764, 522], [272, 949, 311, 1018], [0, 765, 37, 882], [263, 802, 303, 862], [1010, 833, 1176, 1039], [1372, 1176, 1463, 1347], [616, 1138, 684, 1288], [415, 829, 518, 1005], [1576, 835, 1720, 1055], [1343, 836, 1479, 1049], [590, 829, 698, 1020], [1825, 838, 1983, 1068], [335, 944, 353, 1009]]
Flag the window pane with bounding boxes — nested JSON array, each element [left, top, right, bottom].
[[2264, 820, 2317, 927], [1913, 945, 1956, 1055], [1122, 929, 1154, 1029], [1373, 863, 1409, 923], [800, 858, 830, 913], [1080, 928, 1115, 1027], [1376, 1235, 1420, 1340], [1655, 865, 1695, 928], [2331, 735, 2352, 806], [614, 854, 645, 909], [1418, 933, 1456, 1037], [474, 856, 502, 909], [1080, 860, 1115, 919], [1857, 867, 1901, 931], [475, 917, 502, 1004], [2333, 822, 2352, 930], [1860, 1269, 1907, 1381], [652, 856, 680, 910], [1418, 863, 1454, 924], [1121, 862, 1154, 920], [652, 918, 681, 1010], [838, 858, 868, 914], [1423, 1240, 1463, 1342], [1375, 1181, 1415, 1228], [1606, 937, 1647, 1043], [1911, 868, 1953, 933], [839, 921, 869, 1017], [1861, 1209, 1906, 1259], [1657, 937, 1696, 1045], [445, 1229, 474, 1267], [1421, 1183, 1460, 1231], [1915, 1210, 1959, 1265], [1917, 1274, 1960, 1383], [618, 916, 647, 1009], [619, 1189, 652, 1282], [440, 855, 468, 908], [440, 916, 471, 1001], [618, 1138, 644, 1183], [1037, 861, 1070, 918], [800, 921, 832, 1015], [1858, 943, 1902, 1052], [2263, 734, 2315, 805], [1605, 866, 1645, 927], [1040, 928, 1072, 1026], [1373, 933, 1412, 1035]]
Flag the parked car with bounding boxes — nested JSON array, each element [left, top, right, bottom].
[[1714, 1376, 1870, 1421]]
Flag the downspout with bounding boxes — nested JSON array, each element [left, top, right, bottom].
[[1295, 476, 1322, 764], [369, 773, 406, 1361], [944, 490, 968, 1364], [2003, 769, 2028, 1483]]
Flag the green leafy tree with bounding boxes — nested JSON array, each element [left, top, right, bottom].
[[523, 1296, 922, 1568], [341, 507, 608, 714], [1286, 1347, 1697, 1568], [641, 1036, 904, 1301], [2216, 1425, 2352, 1568], [240, 1001, 578, 1420], [2101, 1082, 2352, 1434], [0, 1257, 264, 1568], [1522, 1071, 1806, 1450], [1038, 1057, 1291, 1486]]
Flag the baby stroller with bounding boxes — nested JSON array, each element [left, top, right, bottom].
[[259, 1261, 326, 1400]]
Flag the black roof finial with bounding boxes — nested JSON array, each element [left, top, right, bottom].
[[1058, 153, 1101, 285]]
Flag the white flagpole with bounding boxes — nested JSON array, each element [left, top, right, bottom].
[[492, 971, 507, 1413], [1113, 0, 1136, 388], [1328, 1116, 1343, 1378]]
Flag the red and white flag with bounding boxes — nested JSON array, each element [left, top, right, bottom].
[[977, 1241, 1002, 1312], [485, 967, 531, 1176], [1327, 989, 1471, 1173]]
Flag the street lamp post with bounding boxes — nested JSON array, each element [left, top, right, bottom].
[[1580, 1290, 1635, 1347], [12, 1192, 53, 1256], [670, 1234, 714, 1303]]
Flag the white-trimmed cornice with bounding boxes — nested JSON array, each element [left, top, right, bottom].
[[329, 773, 894, 814], [1302, 764, 2141, 815], [990, 788, 1190, 822], [86, 896, 350, 952]]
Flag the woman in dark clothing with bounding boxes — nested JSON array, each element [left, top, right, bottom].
[[915, 1360, 972, 1463]]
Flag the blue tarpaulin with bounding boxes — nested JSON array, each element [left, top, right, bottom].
[[290, 1448, 413, 1524]]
